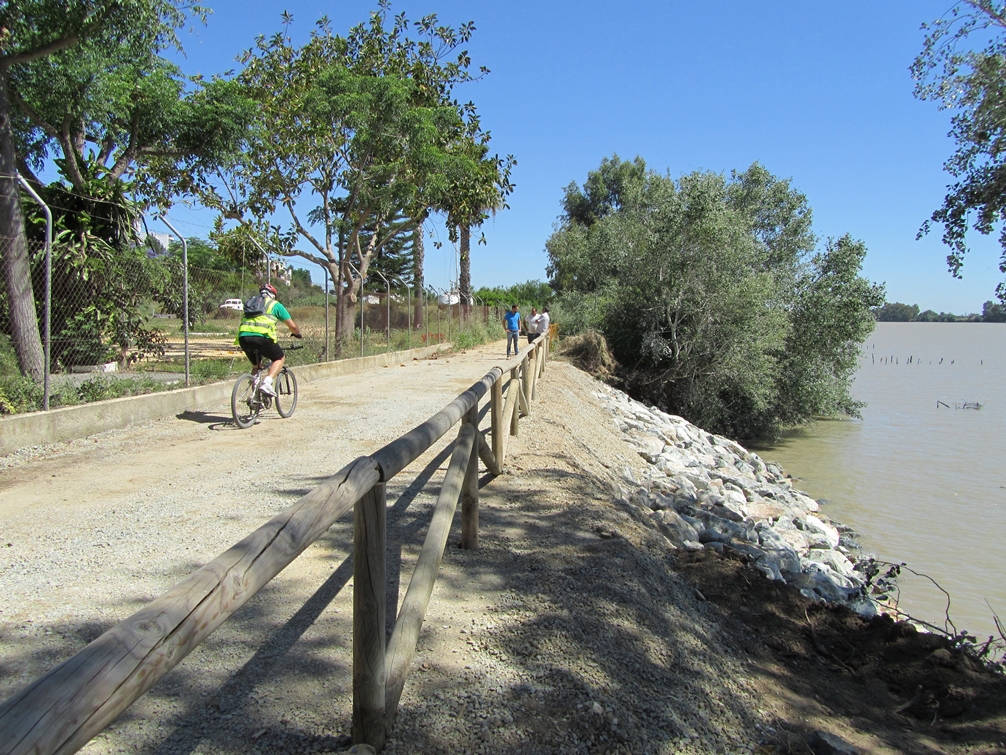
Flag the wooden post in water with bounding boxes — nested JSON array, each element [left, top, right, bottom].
[[353, 483, 387, 750], [461, 405, 480, 549]]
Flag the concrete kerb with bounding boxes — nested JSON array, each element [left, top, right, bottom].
[[0, 343, 452, 458]]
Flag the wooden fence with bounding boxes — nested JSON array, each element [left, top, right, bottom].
[[0, 333, 552, 755]]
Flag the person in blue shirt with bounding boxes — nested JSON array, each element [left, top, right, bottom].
[[503, 303, 521, 358]]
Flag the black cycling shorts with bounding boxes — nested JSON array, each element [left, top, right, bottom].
[[238, 335, 284, 366]]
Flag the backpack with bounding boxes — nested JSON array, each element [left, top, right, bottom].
[[243, 294, 266, 317]]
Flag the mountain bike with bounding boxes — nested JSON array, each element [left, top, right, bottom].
[[231, 343, 302, 429]]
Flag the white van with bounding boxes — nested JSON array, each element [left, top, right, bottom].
[[220, 298, 244, 311]]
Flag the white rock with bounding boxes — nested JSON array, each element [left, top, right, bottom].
[[803, 515, 840, 548], [791, 492, 820, 512]]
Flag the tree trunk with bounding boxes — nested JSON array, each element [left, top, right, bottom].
[[0, 71, 44, 382], [459, 224, 471, 320], [338, 262, 358, 345], [412, 221, 424, 330]]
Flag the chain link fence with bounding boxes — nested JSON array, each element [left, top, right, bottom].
[[0, 236, 507, 413]]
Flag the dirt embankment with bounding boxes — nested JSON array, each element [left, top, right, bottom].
[[0, 343, 1003, 754]]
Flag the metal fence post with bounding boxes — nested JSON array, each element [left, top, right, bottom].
[[18, 176, 51, 409], [325, 267, 330, 361], [373, 269, 391, 351], [159, 216, 189, 387]]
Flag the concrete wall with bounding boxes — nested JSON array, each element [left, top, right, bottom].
[[0, 343, 450, 457]]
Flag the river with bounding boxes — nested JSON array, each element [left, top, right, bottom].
[[758, 322, 1005, 643]]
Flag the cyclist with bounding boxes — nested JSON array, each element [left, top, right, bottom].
[[237, 283, 302, 396]]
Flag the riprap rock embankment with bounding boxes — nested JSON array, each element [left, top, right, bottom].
[[594, 385, 877, 617]]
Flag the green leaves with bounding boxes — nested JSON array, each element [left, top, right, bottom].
[[548, 157, 881, 439], [913, 2, 1006, 298]]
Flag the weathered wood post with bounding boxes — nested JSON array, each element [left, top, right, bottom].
[[530, 344, 542, 402], [509, 366, 520, 436], [521, 351, 531, 416], [491, 376, 503, 470], [353, 483, 387, 750], [461, 405, 480, 550]]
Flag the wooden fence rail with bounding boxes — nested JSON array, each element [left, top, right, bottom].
[[0, 333, 551, 755]]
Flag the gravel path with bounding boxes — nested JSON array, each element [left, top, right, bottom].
[[2, 346, 774, 755]]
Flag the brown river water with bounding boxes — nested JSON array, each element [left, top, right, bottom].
[[758, 322, 1005, 643]]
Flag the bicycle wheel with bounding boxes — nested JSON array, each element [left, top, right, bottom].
[[275, 368, 298, 418], [231, 374, 260, 428]]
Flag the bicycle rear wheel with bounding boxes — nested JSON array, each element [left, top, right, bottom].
[[275, 368, 298, 418], [231, 374, 260, 428]]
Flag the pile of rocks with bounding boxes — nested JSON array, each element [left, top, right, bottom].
[[595, 385, 879, 618]]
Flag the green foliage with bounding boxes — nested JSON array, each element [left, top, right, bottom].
[[916, 309, 963, 322], [22, 177, 168, 368], [189, 358, 236, 381], [983, 299, 1006, 321], [874, 302, 920, 321], [548, 156, 884, 439], [475, 280, 554, 308], [452, 317, 504, 351], [912, 3, 1006, 300], [197, 6, 512, 346], [0, 335, 41, 413]]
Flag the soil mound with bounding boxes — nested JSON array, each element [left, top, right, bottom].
[[676, 547, 1006, 754]]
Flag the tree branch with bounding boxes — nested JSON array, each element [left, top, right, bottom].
[[58, 116, 85, 188], [7, 87, 59, 138], [15, 157, 43, 191], [110, 110, 143, 180], [1, 33, 79, 67], [285, 200, 330, 258]]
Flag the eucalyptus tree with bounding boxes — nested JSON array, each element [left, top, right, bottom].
[[913, 1, 1006, 299]]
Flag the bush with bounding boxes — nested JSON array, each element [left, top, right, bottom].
[[0, 373, 42, 415], [453, 317, 505, 351]]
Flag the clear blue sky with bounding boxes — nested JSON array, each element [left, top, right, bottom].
[[155, 0, 1003, 313]]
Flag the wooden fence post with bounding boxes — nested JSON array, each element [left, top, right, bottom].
[[353, 483, 387, 750], [508, 367, 520, 437], [530, 345, 542, 402], [461, 405, 480, 550], [520, 352, 531, 416], [491, 376, 503, 471], [384, 424, 476, 727]]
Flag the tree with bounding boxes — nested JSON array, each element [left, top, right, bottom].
[[1, 0, 252, 379], [207, 6, 510, 352], [982, 299, 1006, 320], [873, 302, 920, 321], [913, 1, 1006, 300], [1, 1, 180, 380], [547, 157, 883, 439]]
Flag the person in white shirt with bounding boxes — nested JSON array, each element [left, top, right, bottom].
[[528, 306, 550, 343]]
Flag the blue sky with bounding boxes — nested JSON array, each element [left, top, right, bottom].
[[155, 0, 1004, 313]]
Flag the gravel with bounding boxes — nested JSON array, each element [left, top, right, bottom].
[[2, 347, 776, 754]]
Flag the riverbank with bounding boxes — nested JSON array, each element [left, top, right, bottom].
[[0, 349, 1003, 754], [754, 321, 1006, 645]]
